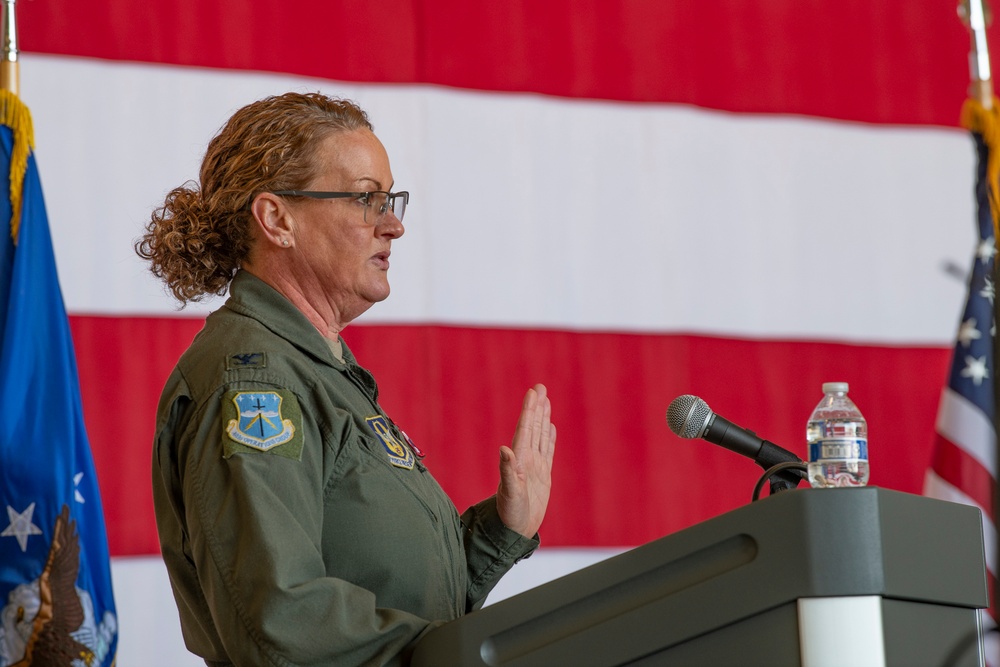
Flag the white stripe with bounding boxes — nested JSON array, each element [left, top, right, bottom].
[[937, 387, 998, 475], [924, 469, 996, 574], [111, 556, 202, 667], [483, 546, 627, 604], [24, 55, 973, 343]]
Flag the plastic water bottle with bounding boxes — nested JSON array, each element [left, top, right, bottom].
[[806, 382, 869, 488]]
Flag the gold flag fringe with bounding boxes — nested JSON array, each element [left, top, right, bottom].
[[0, 89, 33, 244], [961, 96, 1000, 247]]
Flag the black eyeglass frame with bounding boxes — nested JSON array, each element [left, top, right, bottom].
[[271, 190, 409, 223]]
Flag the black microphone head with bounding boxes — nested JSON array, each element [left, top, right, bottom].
[[666, 395, 713, 439]]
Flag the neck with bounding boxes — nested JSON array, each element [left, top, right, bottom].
[[241, 259, 368, 340]]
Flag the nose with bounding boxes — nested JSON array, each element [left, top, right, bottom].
[[377, 211, 404, 239]]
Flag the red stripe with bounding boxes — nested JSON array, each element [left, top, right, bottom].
[[930, 433, 997, 523], [69, 315, 206, 556], [21, 0, 973, 126], [70, 315, 950, 554]]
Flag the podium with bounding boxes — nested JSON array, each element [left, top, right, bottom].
[[411, 488, 988, 666]]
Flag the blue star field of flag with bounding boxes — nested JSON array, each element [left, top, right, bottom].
[[948, 134, 998, 422]]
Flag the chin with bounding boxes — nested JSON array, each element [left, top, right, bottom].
[[366, 282, 391, 304]]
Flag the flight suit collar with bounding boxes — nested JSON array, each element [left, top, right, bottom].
[[224, 270, 348, 371]]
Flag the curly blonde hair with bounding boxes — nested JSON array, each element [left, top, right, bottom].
[[135, 92, 372, 303]]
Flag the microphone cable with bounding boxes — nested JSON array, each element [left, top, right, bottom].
[[751, 461, 808, 502]]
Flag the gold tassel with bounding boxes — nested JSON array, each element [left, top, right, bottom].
[[0, 88, 33, 244], [961, 96, 1000, 245]]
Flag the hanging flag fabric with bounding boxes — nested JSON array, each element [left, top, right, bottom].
[[924, 96, 999, 657], [0, 90, 118, 667]]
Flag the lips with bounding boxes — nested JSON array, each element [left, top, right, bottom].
[[371, 250, 390, 270]]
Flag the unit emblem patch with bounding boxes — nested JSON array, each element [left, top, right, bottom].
[[365, 416, 414, 469], [222, 390, 303, 460]]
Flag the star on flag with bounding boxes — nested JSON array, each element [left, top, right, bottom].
[[1, 502, 44, 552], [961, 354, 990, 386], [74, 471, 86, 503], [957, 317, 983, 348], [979, 275, 995, 305], [977, 236, 997, 263]]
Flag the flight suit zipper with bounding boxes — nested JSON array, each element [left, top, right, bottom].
[[342, 361, 462, 613]]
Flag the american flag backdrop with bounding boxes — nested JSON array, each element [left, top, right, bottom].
[[1, 1, 994, 664]]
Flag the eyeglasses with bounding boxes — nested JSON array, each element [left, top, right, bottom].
[[272, 190, 408, 223]]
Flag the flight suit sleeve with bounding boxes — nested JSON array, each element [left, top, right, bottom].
[[161, 380, 439, 667], [460, 495, 539, 611]]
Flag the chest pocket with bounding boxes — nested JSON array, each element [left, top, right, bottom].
[[322, 425, 465, 617], [356, 418, 455, 531]]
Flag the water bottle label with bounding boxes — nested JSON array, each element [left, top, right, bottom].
[[809, 438, 868, 462]]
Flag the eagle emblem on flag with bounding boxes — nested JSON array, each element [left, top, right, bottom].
[[0, 505, 117, 666]]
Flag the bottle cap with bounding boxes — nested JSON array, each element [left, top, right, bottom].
[[822, 382, 849, 393]]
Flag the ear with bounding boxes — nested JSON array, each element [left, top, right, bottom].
[[251, 192, 295, 249]]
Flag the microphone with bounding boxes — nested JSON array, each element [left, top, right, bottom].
[[666, 394, 805, 488]]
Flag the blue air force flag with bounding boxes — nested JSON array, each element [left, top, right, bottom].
[[0, 92, 118, 666]]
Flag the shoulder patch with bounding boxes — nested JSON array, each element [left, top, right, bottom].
[[222, 390, 303, 460], [227, 352, 267, 370], [365, 415, 414, 469]]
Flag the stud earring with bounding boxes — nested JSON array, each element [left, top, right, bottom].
[[282, 240, 289, 247]]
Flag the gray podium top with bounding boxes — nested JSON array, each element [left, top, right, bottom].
[[410, 487, 988, 667]]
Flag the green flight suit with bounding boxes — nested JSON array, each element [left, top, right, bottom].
[[152, 270, 538, 667]]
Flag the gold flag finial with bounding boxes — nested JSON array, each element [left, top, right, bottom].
[[0, 0, 28, 243], [959, 0, 994, 107], [960, 1, 1000, 244], [0, 0, 17, 95]]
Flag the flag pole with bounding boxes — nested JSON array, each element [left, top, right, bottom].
[[962, 0, 994, 108], [0, 0, 28, 243], [963, 0, 1000, 648], [960, 0, 999, 240], [0, 0, 26, 266], [0, 0, 17, 96]]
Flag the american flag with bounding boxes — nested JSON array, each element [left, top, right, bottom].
[[925, 97, 999, 660]]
